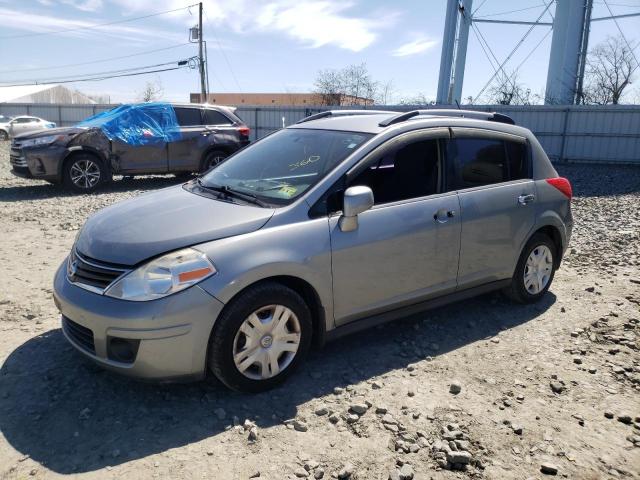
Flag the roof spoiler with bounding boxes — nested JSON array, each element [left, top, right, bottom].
[[296, 109, 399, 124], [378, 109, 515, 127]]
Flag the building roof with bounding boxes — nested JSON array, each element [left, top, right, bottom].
[[0, 84, 61, 103]]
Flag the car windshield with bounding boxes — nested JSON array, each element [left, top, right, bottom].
[[200, 128, 372, 206]]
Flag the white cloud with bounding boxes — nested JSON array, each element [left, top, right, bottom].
[[61, 0, 104, 12], [108, 0, 395, 52], [0, 6, 184, 44], [392, 38, 438, 57]]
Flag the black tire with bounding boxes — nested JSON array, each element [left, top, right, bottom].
[[0, 130, 7, 141], [208, 282, 313, 393], [200, 149, 228, 173], [63, 153, 107, 193], [505, 233, 557, 304]]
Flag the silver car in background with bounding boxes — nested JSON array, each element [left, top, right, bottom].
[[5, 115, 56, 139], [53, 109, 573, 392]]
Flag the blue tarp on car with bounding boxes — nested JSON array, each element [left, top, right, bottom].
[[77, 103, 181, 145]]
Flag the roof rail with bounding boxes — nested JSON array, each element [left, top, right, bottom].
[[378, 109, 515, 127], [296, 109, 399, 124]]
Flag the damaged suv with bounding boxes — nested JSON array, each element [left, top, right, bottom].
[[9, 102, 250, 192]]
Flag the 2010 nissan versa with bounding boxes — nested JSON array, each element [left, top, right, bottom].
[[53, 109, 573, 392]]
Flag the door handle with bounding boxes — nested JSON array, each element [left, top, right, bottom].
[[518, 194, 535, 205], [434, 209, 456, 223]]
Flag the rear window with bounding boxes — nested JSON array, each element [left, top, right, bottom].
[[174, 107, 202, 126], [203, 109, 233, 125], [451, 137, 528, 189]]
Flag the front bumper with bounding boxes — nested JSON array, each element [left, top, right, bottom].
[[9, 144, 65, 182], [53, 261, 225, 381]]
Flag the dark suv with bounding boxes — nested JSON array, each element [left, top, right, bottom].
[[9, 102, 250, 192]]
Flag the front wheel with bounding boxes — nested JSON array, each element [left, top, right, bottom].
[[63, 154, 107, 193], [505, 233, 556, 304], [0, 130, 8, 141], [208, 282, 313, 392]]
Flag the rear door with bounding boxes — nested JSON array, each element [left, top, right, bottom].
[[10, 117, 38, 136], [329, 129, 461, 325], [448, 128, 535, 288], [167, 107, 207, 172]]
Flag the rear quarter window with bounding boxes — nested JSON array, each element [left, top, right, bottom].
[[451, 136, 529, 189]]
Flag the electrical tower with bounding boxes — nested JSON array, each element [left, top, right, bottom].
[[435, 0, 639, 105]]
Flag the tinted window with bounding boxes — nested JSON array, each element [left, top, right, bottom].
[[203, 109, 232, 125], [174, 108, 202, 126], [505, 140, 528, 180], [350, 139, 440, 204], [452, 138, 507, 188], [201, 129, 371, 206]]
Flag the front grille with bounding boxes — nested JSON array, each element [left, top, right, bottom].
[[9, 141, 26, 167], [62, 316, 96, 354], [67, 250, 129, 293]]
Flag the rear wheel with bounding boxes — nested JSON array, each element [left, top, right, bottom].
[[200, 150, 228, 173], [208, 282, 312, 392], [63, 154, 106, 193], [505, 233, 556, 304]]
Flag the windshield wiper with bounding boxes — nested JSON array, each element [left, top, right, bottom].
[[197, 179, 268, 207]]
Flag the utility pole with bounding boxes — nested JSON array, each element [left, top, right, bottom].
[[198, 2, 207, 102]]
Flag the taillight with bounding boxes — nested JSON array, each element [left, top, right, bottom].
[[237, 125, 250, 138], [546, 177, 572, 200]]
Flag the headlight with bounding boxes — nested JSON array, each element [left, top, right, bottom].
[[21, 134, 64, 147], [104, 248, 216, 301]]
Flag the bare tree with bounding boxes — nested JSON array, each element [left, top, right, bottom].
[[377, 80, 396, 105], [397, 92, 434, 106], [137, 78, 164, 103], [582, 35, 637, 105], [486, 71, 538, 105], [313, 63, 380, 105]]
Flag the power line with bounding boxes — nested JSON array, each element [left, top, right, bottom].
[[0, 43, 191, 74], [0, 66, 187, 87], [203, 10, 243, 92], [472, 0, 489, 16], [602, 0, 640, 73], [0, 4, 198, 39], [474, 1, 554, 100], [474, 4, 548, 19], [1, 59, 193, 84]]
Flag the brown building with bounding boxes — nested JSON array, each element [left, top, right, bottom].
[[190, 92, 374, 106]]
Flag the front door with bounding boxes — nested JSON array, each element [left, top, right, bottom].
[[329, 129, 461, 325], [448, 128, 536, 288]]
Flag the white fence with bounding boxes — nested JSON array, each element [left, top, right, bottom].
[[1, 103, 639, 164]]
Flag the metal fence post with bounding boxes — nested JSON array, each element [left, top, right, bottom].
[[58, 105, 62, 126], [559, 107, 570, 163], [254, 108, 259, 141]]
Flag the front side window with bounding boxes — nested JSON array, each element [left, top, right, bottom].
[[201, 128, 371, 205], [349, 138, 440, 204]]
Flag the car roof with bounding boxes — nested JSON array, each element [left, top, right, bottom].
[[287, 111, 531, 138]]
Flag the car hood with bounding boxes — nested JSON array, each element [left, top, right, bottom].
[[14, 126, 85, 140], [75, 185, 275, 265]]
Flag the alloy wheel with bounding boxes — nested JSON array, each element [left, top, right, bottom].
[[70, 159, 101, 189], [232, 304, 301, 380], [523, 245, 553, 294]]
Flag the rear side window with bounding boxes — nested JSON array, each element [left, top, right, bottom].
[[203, 109, 232, 125], [450, 137, 528, 189], [174, 108, 202, 126]]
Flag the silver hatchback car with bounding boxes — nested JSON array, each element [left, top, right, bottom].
[[53, 109, 573, 392]]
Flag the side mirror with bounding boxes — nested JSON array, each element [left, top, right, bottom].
[[339, 186, 374, 232]]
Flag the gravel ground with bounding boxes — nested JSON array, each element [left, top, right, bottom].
[[0, 141, 638, 480]]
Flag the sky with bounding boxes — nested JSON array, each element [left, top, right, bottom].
[[0, 0, 638, 103]]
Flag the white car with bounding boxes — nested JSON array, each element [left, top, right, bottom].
[[3, 116, 56, 139], [0, 115, 14, 140]]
